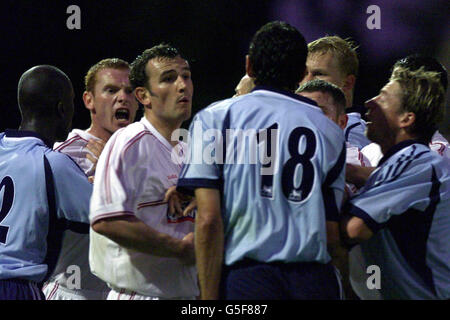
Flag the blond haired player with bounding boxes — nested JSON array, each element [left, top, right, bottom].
[[300, 36, 371, 150], [43, 58, 138, 300]]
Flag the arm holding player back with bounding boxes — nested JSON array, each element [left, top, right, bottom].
[[92, 216, 195, 264], [194, 188, 223, 300]]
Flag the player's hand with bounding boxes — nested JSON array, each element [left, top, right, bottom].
[[164, 186, 197, 217], [86, 139, 106, 171], [345, 163, 375, 188], [180, 232, 195, 265]]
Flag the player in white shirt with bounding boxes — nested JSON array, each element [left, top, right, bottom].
[[300, 36, 371, 150], [89, 44, 198, 300], [43, 58, 138, 300]]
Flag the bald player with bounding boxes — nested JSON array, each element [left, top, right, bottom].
[[0, 66, 92, 299]]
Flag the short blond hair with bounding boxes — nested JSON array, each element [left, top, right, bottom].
[[84, 58, 129, 93], [308, 36, 359, 77], [391, 66, 445, 142]]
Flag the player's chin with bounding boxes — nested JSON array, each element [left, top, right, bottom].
[[177, 106, 192, 120], [366, 126, 379, 144], [115, 119, 132, 128]]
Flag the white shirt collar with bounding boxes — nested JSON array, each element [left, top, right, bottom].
[[140, 116, 175, 151]]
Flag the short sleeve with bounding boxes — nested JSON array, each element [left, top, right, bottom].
[[177, 112, 223, 196], [45, 152, 92, 225], [346, 163, 437, 233]]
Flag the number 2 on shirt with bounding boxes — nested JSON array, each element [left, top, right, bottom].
[[0, 176, 14, 244]]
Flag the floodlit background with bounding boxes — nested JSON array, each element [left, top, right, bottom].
[[1, 0, 448, 138]]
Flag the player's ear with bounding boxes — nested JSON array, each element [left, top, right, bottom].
[[343, 74, 356, 93], [135, 87, 151, 107], [338, 114, 348, 130], [399, 111, 415, 129], [245, 55, 255, 78], [83, 91, 95, 113]]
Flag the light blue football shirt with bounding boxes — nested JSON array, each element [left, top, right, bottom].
[[178, 86, 346, 265], [346, 140, 450, 299], [0, 130, 92, 283]]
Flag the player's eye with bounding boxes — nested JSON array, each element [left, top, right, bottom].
[[105, 87, 117, 94], [162, 75, 177, 83]]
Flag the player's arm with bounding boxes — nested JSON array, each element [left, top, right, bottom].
[[46, 153, 92, 233], [340, 214, 374, 246], [194, 188, 223, 300], [92, 216, 194, 264]]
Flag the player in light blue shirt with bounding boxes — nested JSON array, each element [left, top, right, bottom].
[[177, 22, 346, 299], [0, 66, 92, 300], [341, 66, 449, 299]]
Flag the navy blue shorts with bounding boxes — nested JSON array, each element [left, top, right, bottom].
[[220, 258, 342, 300], [0, 279, 45, 300]]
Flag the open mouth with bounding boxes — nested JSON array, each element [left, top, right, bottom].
[[115, 108, 130, 121]]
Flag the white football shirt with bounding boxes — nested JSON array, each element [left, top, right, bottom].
[[89, 117, 198, 298], [45, 129, 108, 298]]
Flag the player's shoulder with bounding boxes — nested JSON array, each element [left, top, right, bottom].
[[106, 121, 158, 155], [381, 141, 446, 175], [54, 129, 90, 151], [44, 148, 85, 175]]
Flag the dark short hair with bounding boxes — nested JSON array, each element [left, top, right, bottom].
[[393, 54, 448, 91], [129, 44, 181, 90], [248, 21, 308, 91], [296, 79, 346, 115]]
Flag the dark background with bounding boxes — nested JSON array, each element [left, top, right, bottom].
[[1, 0, 449, 138]]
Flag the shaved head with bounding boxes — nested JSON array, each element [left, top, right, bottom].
[[18, 65, 73, 118], [17, 65, 74, 141]]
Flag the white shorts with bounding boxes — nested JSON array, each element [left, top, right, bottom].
[[107, 288, 197, 300], [43, 281, 110, 300]]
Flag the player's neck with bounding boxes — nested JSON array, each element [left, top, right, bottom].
[[381, 131, 417, 154], [87, 124, 112, 142], [19, 120, 56, 146], [145, 113, 181, 147]]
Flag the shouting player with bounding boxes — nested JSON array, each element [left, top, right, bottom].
[[43, 58, 138, 300]]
